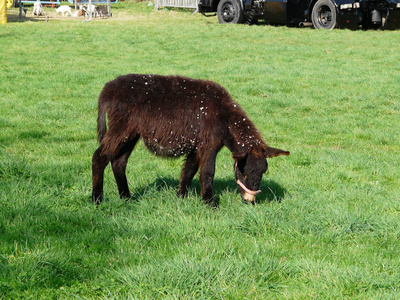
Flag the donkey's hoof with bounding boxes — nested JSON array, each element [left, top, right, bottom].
[[92, 194, 103, 205], [204, 199, 219, 209]]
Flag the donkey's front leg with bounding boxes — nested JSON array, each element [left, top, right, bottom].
[[199, 151, 218, 208]]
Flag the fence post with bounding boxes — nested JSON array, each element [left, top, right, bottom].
[[19, 0, 23, 19], [88, 0, 92, 20]]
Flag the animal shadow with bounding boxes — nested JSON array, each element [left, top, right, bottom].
[[215, 178, 287, 204], [257, 179, 288, 203], [130, 176, 287, 205]]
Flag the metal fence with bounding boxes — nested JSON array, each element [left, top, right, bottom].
[[154, 0, 198, 10], [6, 0, 114, 21]]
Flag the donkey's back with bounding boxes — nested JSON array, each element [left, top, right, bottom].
[[97, 74, 233, 157]]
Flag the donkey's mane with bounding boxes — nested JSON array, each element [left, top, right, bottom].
[[225, 102, 267, 159]]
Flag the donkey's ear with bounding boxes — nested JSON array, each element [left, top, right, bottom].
[[264, 146, 290, 158]]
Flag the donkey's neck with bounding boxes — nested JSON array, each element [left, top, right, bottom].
[[224, 114, 266, 158]]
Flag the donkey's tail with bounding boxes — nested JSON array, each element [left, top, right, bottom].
[[97, 102, 107, 143]]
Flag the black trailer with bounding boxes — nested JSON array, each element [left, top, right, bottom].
[[198, 0, 400, 29]]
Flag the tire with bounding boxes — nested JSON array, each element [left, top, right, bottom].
[[217, 0, 245, 24], [311, 0, 337, 29]]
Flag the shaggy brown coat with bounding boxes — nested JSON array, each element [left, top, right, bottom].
[[92, 74, 289, 206]]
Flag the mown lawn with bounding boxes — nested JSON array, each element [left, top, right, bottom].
[[1, 3, 399, 299]]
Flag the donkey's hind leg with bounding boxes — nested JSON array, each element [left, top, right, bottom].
[[177, 151, 199, 198], [111, 137, 139, 200], [92, 145, 111, 205]]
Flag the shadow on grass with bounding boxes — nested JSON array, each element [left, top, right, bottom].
[[130, 176, 288, 205], [6, 11, 48, 23]]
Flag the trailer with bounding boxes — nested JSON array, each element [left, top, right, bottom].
[[198, 0, 400, 29]]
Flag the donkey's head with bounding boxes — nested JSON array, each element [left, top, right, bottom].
[[234, 146, 290, 204]]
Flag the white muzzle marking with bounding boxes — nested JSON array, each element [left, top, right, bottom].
[[236, 179, 261, 203]]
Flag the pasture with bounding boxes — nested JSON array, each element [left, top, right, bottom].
[[1, 3, 400, 298]]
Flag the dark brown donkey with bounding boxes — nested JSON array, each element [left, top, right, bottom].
[[92, 74, 290, 207]]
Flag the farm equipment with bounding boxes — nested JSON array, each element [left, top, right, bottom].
[[198, 0, 400, 29]]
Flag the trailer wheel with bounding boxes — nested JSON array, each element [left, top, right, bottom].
[[217, 0, 245, 24], [311, 0, 337, 29]]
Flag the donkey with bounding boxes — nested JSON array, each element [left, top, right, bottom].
[[92, 74, 290, 207]]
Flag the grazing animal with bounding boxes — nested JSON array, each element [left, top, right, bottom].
[[92, 74, 290, 207], [71, 8, 83, 17], [56, 5, 72, 16], [95, 5, 108, 18], [32, 1, 43, 16], [82, 4, 97, 17]]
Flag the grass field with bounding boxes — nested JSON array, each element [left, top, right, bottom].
[[1, 3, 400, 298]]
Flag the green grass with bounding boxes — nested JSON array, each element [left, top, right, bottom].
[[1, 3, 400, 298]]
